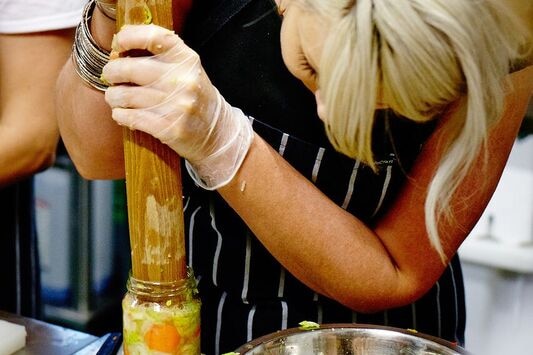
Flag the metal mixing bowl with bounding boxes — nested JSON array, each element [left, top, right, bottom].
[[234, 324, 471, 354]]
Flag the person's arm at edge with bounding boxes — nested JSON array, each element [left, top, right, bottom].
[[0, 29, 75, 187], [218, 66, 533, 312]]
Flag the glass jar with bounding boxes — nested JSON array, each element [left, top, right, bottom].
[[122, 268, 201, 355]]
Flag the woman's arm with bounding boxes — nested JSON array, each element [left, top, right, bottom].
[[0, 29, 75, 187], [218, 66, 533, 312], [56, 8, 125, 180]]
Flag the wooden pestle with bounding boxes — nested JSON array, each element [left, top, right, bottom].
[[117, 0, 187, 283]]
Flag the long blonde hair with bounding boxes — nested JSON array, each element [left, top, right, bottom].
[[308, 0, 530, 260]]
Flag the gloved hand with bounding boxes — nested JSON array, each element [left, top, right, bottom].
[[102, 24, 254, 190]]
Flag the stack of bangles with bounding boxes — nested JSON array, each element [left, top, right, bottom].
[[72, 0, 115, 91]]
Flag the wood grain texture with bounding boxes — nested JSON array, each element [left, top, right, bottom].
[[117, 0, 187, 282]]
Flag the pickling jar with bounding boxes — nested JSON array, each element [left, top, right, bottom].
[[122, 267, 201, 354]]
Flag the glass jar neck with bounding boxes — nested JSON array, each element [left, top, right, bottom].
[[126, 267, 197, 299]]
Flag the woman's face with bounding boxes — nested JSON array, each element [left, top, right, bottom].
[[276, 0, 330, 93], [276, 0, 388, 115]]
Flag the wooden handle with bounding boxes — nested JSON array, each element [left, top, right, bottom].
[[117, 0, 187, 282]]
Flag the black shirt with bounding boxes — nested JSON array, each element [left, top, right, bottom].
[[0, 178, 41, 318]]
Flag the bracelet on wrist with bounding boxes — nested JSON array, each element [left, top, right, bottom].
[[72, 0, 111, 91]]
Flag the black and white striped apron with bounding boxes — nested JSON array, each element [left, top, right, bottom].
[[182, 0, 466, 353]]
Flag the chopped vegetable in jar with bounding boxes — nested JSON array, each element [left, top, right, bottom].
[[122, 293, 201, 354]]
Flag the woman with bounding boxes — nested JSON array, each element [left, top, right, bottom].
[[57, 0, 532, 353]]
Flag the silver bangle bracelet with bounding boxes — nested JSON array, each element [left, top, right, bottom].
[[96, 0, 117, 20], [72, 0, 111, 91]]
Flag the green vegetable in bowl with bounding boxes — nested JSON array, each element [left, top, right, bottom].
[[298, 320, 320, 330]]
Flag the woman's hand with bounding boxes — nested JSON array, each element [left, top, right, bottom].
[[102, 24, 254, 189]]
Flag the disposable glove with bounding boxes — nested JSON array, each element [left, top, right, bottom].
[[102, 24, 254, 190]]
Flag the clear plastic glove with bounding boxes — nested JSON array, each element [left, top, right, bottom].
[[102, 24, 254, 190]]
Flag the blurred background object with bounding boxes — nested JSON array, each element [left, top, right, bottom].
[[34, 150, 130, 336]]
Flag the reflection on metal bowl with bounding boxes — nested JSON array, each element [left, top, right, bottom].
[[235, 324, 471, 355]]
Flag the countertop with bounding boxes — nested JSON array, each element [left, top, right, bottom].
[[0, 310, 98, 355]]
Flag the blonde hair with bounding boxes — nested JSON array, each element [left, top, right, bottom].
[[307, 0, 530, 260]]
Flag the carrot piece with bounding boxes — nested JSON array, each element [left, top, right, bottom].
[[144, 323, 181, 353]]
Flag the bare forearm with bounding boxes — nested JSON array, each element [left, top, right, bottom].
[[56, 59, 125, 179], [218, 67, 533, 312], [219, 135, 410, 311], [55, 8, 125, 179]]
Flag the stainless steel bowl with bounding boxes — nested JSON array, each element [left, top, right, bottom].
[[235, 324, 471, 355]]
